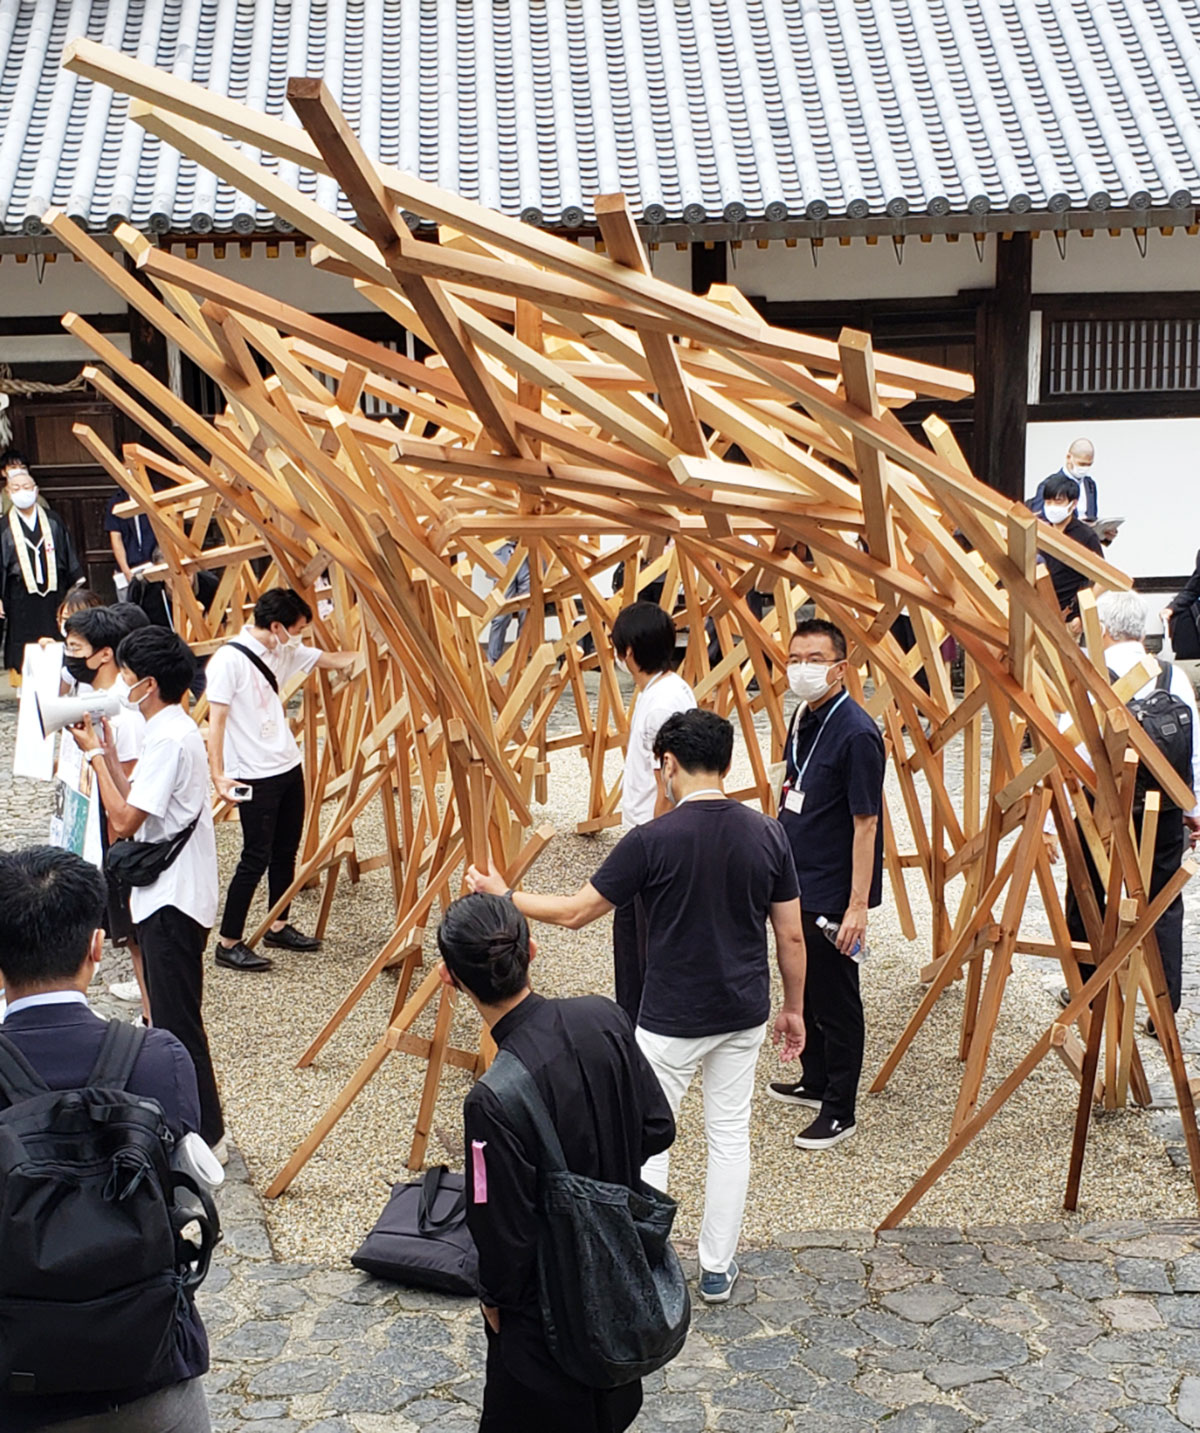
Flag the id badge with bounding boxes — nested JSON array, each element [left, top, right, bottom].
[[784, 788, 806, 816], [260, 719, 278, 741]]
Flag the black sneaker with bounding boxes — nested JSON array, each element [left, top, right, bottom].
[[263, 923, 322, 952], [794, 1115, 856, 1150], [215, 942, 273, 972], [1058, 986, 1072, 1009], [766, 1081, 823, 1109]]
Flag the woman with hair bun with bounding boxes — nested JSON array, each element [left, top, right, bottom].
[[437, 892, 674, 1432]]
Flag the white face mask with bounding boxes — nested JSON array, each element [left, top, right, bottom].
[[616, 656, 629, 675], [1043, 502, 1073, 525], [787, 661, 836, 701], [10, 488, 37, 511], [285, 632, 304, 650], [119, 679, 151, 710]]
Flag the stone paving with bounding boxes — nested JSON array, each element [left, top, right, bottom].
[[7, 697, 1200, 1428]]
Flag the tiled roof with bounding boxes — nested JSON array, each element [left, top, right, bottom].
[[3, 0, 1200, 239]]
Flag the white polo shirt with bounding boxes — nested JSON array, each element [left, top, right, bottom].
[[620, 671, 697, 828], [127, 704, 218, 929], [203, 626, 322, 780]]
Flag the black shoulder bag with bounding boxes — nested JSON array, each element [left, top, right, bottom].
[[480, 1049, 690, 1389], [104, 811, 202, 887]]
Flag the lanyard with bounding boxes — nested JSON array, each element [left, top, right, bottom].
[[790, 691, 848, 791], [675, 787, 725, 806]]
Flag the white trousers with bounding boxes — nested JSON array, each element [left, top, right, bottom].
[[637, 1022, 767, 1275]]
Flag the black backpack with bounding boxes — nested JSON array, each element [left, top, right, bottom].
[[0, 1020, 218, 1398], [1113, 660, 1194, 811], [481, 1050, 690, 1389]]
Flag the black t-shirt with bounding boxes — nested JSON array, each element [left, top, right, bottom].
[[779, 693, 886, 914], [591, 800, 799, 1037], [1043, 516, 1104, 618]]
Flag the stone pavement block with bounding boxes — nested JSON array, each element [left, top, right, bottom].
[[712, 1412, 790, 1432], [725, 1334, 799, 1371], [634, 1393, 708, 1429], [1173, 1257, 1200, 1292], [881, 1284, 964, 1323], [1114, 1406, 1191, 1431], [249, 1357, 343, 1396], [877, 1404, 976, 1432], [216, 1319, 291, 1361], [1178, 1374, 1200, 1428], [715, 1374, 793, 1410], [1117, 1259, 1175, 1294]]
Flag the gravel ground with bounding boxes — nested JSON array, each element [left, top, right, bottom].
[[197, 697, 1196, 1270]]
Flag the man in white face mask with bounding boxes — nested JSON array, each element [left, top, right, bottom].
[[768, 619, 885, 1153], [1035, 472, 1105, 626], [205, 587, 357, 972], [0, 451, 82, 685], [1029, 437, 1098, 524]]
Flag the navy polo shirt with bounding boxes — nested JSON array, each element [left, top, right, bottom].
[[778, 691, 886, 914], [104, 494, 157, 567]]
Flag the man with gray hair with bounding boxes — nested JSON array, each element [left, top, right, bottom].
[[1052, 588, 1200, 1023], [1030, 437, 1099, 524]]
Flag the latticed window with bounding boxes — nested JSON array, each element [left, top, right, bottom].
[[1045, 317, 1200, 396]]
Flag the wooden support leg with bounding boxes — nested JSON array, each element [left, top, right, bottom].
[[1064, 979, 1108, 1210]]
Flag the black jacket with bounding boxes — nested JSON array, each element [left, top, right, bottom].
[[0, 1000, 209, 1430], [463, 993, 674, 1398], [1168, 550, 1200, 660]]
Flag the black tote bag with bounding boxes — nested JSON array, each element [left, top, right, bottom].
[[350, 1166, 478, 1296], [480, 1049, 690, 1389]]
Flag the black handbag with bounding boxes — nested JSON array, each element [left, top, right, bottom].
[[350, 1166, 478, 1296], [481, 1050, 690, 1389], [103, 812, 201, 887]]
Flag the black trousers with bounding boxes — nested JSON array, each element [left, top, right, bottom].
[[799, 907, 865, 1124], [137, 904, 225, 1145], [219, 764, 306, 941], [612, 895, 647, 1024], [1065, 806, 1186, 1012], [479, 1328, 641, 1433]]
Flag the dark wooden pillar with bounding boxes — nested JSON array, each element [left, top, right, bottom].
[[974, 233, 1032, 500], [691, 241, 727, 295]]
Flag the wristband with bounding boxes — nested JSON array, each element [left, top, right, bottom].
[[86, 748, 106, 764], [503, 888, 515, 901]]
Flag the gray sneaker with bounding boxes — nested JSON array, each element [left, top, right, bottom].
[[699, 1260, 739, 1303]]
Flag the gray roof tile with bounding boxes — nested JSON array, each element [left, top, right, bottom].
[[2, 0, 1200, 238]]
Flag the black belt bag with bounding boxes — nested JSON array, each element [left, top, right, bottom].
[[104, 813, 201, 887]]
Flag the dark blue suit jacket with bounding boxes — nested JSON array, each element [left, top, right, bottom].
[[0, 1001, 209, 1429]]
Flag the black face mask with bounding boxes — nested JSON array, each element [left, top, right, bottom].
[[64, 654, 97, 686]]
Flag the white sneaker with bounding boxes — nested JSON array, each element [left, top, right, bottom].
[[211, 1137, 230, 1167], [109, 980, 142, 1003]]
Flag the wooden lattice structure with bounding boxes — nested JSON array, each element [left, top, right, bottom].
[[54, 40, 1200, 1228]]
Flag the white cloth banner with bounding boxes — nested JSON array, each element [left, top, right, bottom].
[[12, 641, 63, 781]]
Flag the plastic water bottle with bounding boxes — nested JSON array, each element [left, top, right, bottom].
[[815, 915, 869, 965]]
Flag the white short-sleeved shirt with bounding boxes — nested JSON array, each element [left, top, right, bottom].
[[620, 671, 697, 828], [127, 704, 219, 929], [203, 625, 322, 780]]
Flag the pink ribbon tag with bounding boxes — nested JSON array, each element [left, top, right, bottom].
[[472, 1139, 488, 1203]]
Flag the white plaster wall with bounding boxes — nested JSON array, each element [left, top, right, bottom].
[[189, 247, 375, 311], [0, 257, 123, 316], [1032, 227, 1200, 294], [1026, 418, 1200, 581], [645, 243, 691, 289], [725, 234, 996, 301]]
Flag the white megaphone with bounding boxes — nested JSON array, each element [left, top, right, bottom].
[[36, 690, 122, 740]]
